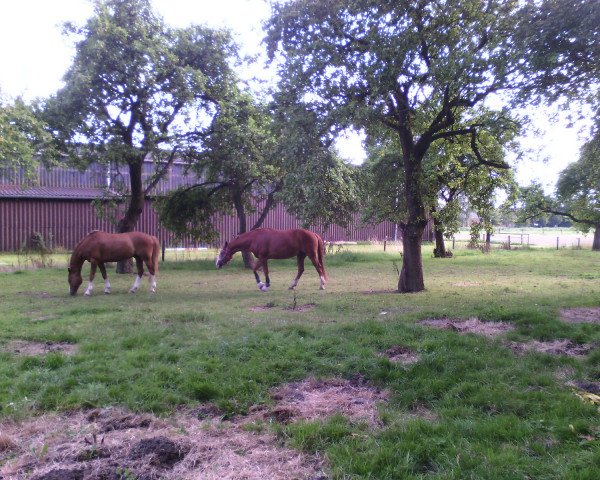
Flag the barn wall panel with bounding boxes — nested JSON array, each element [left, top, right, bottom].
[[1, 197, 403, 252]]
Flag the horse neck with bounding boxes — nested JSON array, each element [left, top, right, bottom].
[[69, 250, 84, 272], [228, 232, 254, 252]]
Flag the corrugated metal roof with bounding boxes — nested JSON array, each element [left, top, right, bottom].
[[0, 184, 106, 199]]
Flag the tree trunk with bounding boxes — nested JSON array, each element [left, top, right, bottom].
[[593, 225, 600, 251], [233, 191, 253, 268], [116, 159, 144, 274], [398, 151, 426, 293], [399, 222, 425, 292], [432, 213, 446, 258], [483, 230, 492, 253]]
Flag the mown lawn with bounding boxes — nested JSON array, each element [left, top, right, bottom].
[[1, 245, 599, 478]]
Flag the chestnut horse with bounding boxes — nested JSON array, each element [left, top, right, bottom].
[[68, 231, 159, 296], [216, 228, 327, 291]]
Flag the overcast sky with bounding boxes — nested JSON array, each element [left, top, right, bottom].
[[0, 0, 592, 191]]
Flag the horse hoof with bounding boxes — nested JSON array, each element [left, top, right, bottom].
[[104, 291, 110, 295], [84, 292, 91, 296], [129, 290, 136, 294], [260, 285, 269, 292]]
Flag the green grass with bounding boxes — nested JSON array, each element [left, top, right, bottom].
[[1, 245, 599, 478]]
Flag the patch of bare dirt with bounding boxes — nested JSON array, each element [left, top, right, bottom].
[[377, 345, 420, 365], [418, 317, 514, 337], [2, 340, 77, 357], [361, 289, 398, 295], [30, 315, 56, 323], [452, 281, 481, 287], [284, 303, 316, 313], [249, 303, 276, 313], [17, 291, 55, 299], [0, 408, 325, 480], [508, 339, 595, 357], [560, 307, 600, 324], [267, 376, 389, 427]]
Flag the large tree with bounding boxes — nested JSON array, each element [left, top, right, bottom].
[[363, 110, 517, 258], [44, 0, 237, 270], [157, 91, 283, 267], [266, 0, 532, 292], [157, 90, 360, 266]]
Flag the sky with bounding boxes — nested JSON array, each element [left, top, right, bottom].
[[0, 0, 593, 192]]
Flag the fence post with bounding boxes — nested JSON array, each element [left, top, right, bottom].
[[384, 237, 387, 252], [452, 236, 455, 249], [162, 242, 166, 262], [508, 235, 511, 250], [578, 238, 581, 249], [521, 234, 523, 245], [557, 237, 559, 250]]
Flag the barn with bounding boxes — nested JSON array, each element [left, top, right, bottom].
[[0, 161, 402, 252]]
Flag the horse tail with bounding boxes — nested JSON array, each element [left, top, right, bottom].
[[317, 234, 327, 280], [151, 236, 160, 274]]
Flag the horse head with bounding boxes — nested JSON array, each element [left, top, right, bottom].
[[67, 266, 83, 295], [216, 241, 233, 269]]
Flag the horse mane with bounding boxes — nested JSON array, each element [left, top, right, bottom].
[[71, 230, 101, 256]]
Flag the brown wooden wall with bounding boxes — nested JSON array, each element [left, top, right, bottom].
[[0, 197, 399, 252]]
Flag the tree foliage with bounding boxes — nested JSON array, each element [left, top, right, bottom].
[[44, 0, 237, 235], [518, 127, 600, 249], [266, 0, 535, 290], [156, 91, 361, 252], [0, 97, 59, 180], [514, 0, 600, 106]]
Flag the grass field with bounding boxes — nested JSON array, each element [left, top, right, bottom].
[[1, 245, 599, 478]]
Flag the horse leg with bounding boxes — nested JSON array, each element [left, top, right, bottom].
[[144, 257, 157, 293], [263, 260, 271, 289], [253, 258, 269, 292], [84, 261, 97, 296], [98, 262, 110, 294], [289, 253, 306, 290], [129, 256, 144, 293], [308, 252, 326, 290]]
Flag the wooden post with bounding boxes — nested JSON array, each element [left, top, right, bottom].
[[162, 242, 166, 262], [556, 237, 559, 250], [384, 237, 387, 252], [578, 238, 581, 249], [521, 234, 523, 245], [452, 236, 455, 249], [508, 235, 511, 249]]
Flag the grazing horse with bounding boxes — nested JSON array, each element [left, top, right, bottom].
[[68, 231, 159, 296], [216, 228, 327, 291]]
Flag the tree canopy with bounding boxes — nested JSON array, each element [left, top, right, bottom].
[[44, 0, 238, 237], [266, 0, 533, 292], [0, 97, 58, 180]]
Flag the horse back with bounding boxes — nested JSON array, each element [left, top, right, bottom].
[[77, 231, 157, 262], [249, 228, 321, 259]]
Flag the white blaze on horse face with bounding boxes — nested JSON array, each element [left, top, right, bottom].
[[104, 279, 111, 294], [130, 275, 142, 293], [148, 274, 157, 293], [84, 281, 94, 296]]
